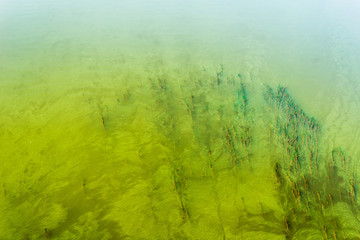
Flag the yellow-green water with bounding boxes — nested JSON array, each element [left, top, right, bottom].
[[1, 0, 360, 239]]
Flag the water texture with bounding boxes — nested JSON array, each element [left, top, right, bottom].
[[0, 0, 360, 239]]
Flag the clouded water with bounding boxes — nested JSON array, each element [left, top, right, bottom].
[[1, 0, 360, 239]]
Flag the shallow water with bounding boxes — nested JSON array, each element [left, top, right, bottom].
[[1, 0, 360, 239]]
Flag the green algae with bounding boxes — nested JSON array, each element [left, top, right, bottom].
[[0, 66, 358, 240]]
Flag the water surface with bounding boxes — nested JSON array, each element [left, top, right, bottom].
[[1, 0, 360, 239]]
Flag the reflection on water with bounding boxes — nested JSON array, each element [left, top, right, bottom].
[[0, 0, 360, 239]]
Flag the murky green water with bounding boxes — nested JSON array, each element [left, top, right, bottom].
[[1, 0, 360, 239]]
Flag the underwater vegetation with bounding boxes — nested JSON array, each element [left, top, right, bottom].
[[264, 86, 360, 239], [0, 66, 359, 239]]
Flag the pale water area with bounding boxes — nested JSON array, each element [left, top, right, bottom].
[[1, 0, 360, 239]]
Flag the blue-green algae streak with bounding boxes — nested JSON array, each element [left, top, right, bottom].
[[1, 0, 360, 239]]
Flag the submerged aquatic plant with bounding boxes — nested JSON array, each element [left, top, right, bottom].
[[0, 67, 358, 239]]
